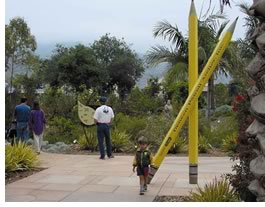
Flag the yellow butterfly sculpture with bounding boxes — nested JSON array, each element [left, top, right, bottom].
[[78, 101, 95, 126]]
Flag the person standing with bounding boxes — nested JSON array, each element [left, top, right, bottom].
[[14, 97, 31, 142], [132, 136, 153, 195], [29, 101, 46, 154], [93, 96, 114, 159]]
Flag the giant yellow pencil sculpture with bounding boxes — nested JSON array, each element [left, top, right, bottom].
[[188, 0, 198, 184], [148, 17, 238, 183]]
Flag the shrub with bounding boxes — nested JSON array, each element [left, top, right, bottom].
[[5, 141, 40, 174], [45, 116, 82, 144], [111, 129, 132, 152], [124, 87, 164, 115], [199, 115, 238, 148], [140, 114, 174, 152], [169, 137, 188, 154], [213, 105, 233, 117], [198, 135, 212, 153], [39, 87, 76, 119], [113, 113, 147, 141], [190, 177, 239, 202], [222, 132, 238, 154], [78, 126, 97, 151], [214, 83, 230, 107]]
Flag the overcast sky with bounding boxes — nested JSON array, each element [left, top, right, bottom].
[[5, 0, 248, 54]]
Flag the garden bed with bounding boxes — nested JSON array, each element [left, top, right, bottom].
[[45, 143, 228, 157], [5, 168, 46, 185], [153, 195, 191, 202]]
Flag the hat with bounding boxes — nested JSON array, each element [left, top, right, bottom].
[[99, 96, 107, 103]]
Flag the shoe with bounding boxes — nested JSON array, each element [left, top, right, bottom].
[[99, 156, 105, 160], [139, 186, 144, 195], [108, 155, 114, 158], [144, 184, 147, 191]]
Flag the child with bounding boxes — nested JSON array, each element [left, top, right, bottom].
[[132, 136, 153, 195]]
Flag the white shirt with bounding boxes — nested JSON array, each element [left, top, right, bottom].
[[93, 105, 114, 123]]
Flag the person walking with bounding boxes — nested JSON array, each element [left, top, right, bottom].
[[132, 136, 153, 195], [14, 97, 31, 142], [93, 96, 115, 159], [29, 101, 46, 154]]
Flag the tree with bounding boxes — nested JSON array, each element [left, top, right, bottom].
[[5, 17, 37, 93], [42, 35, 144, 98], [91, 34, 144, 98], [41, 44, 103, 92]]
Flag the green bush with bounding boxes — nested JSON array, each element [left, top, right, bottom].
[[39, 87, 76, 119], [190, 177, 239, 202], [169, 137, 188, 154], [78, 126, 97, 151], [222, 132, 238, 154], [124, 87, 164, 115], [199, 115, 238, 148], [213, 105, 233, 117], [111, 129, 132, 152], [140, 114, 174, 152], [5, 141, 40, 174], [214, 83, 230, 107], [45, 116, 82, 144], [198, 135, 212, 153], [113, 113, 147, 141]]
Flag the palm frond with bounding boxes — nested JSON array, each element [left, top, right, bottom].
[[164, 62, 188, 84], [153, 20, 186, 50], [219, 0, 231, 13], [200, 11, 227, 32], [237, 2, 259, 39], [145, 45, 175, 66], [216, 20, 229, 39]]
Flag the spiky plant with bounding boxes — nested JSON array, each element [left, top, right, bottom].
[[190, 177, 239, 202], [5, 141, 40, 174]]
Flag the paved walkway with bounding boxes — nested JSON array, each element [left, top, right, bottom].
[[5, 153, 235, 202]]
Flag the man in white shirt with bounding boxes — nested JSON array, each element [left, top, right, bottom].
[[93, 96, 115, 159]]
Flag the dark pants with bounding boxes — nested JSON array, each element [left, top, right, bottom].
[[97, 123, 112, 158]]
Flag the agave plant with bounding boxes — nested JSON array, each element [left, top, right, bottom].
[[5, 141, 40, 174], [190, 177, 239, 202]]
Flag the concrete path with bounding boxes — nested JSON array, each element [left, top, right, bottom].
[[5, 153, 235, 202]]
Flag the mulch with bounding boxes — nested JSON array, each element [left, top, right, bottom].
[[153, 195, 191, 202], [5, 167, 46, 185]]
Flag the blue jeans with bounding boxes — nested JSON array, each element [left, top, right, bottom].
[[97, 123, 112, 158], [16, 122, 29, 142]]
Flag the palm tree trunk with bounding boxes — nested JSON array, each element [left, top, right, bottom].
[[210, 76, 215, 111], [9, 54, 15, 105], [206, 75, 215, 119]]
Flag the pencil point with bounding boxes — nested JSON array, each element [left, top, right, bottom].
[[227, 17, 238, 34], [189, 0, 197, 16]]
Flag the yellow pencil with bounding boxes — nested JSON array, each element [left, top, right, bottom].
[[188, 0, 198, 184], [148, 17, 238, 183]]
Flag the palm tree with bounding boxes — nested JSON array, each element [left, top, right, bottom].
[[146, 11, 240, 118]]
